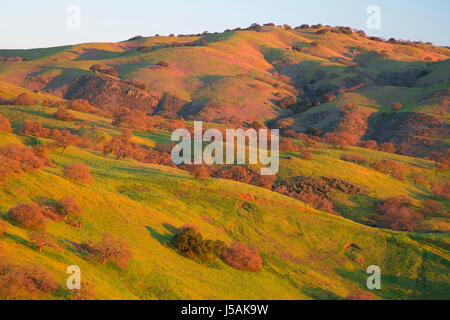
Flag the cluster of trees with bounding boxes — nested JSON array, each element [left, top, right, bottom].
[[340, 153, 367, 165], [0, 258, 59, 300], [0, 143, 51, 184], [89, 64, 119, 77], [20, 120, 91, 153], [172, 226, 262, 271], [0, 114, 12, 132], [371, 159, 406, 181], [81, 234, 132, 269], [64, 162, 93, 184]]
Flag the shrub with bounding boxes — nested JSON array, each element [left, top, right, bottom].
[[379, 142, 396, 153], [371, 160, 406, 181], [359, 140, 378, 150], [29, 231, 59, 253], [392, 102, 402, 110], [8, 203, 47, 230], [421, 199, 443, 215], [0, 115, 12, 133], [222, 242, 262, 272], [340, 153, 367, 165], [299, 150, 314, 160], [377, 196, 422, 231], [54, 107, 75, 121], [157, 61, 169, 68], [0, 263, 58, 300], [20, 120, 50, 137], [324, 132, 349, 148], [431, 183, 450, 199], [13, 93, 37, 105], [192, 166, 210, 180], [55, 196, 82, 221], [411, 171, 429, 187], [250, 174, 276, 189], [0, 143, 50, 172], [90, 234, 132, 269], [64, 162, 92, 184], [0, 219, 9, 237], [346, 289, 376, 300]]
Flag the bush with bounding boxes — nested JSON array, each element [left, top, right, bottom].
[[392, 102, 402, 110], [431, 183, 450, 199], [0, 219, 9, 237], [54, 107, 75, 121], [0, 115, 12, 133], [0, 262, 58, 300], [29, 231, 59, 253], [157, 61, 169, 68], [13, 93, 37, 105], [421, 199, 443, 215], [371, 160, 406, 181], [250, 175, 276, 189], [377, 197, 422, 231], [346, 289, 376, 300], [8, 203, 47, 230], [55, 196, 82, 221], [90, 234, 132, 269], [379, 142, 396, 153], [359, 140, 378, 150], [64, 162, 92, 184], [340, 153, 367, 165], [192, 166, 210, 180], [222, 242, 262, 271], [20, 120, 50, 137]]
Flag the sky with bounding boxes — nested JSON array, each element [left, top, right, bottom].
[[0, 0, 449, 49]]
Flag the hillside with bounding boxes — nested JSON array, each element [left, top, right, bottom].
[[0, 23, 449, 300]]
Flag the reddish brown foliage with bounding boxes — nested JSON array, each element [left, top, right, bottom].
[[13, 93, 37, 106], [0, 261, 59, 300], [431, 183, 450, 199], [392, 102, 402, 110], [0, 143, 51, 183], [90, 234, 132, 269], [0, 115, 12, 133], [192, 166, 211, 179], [20, 120, 50, 137], [29, 231, 59, 253], [359, 140, 378, 150], [379, 142, 396, 153], [8, 203, 47, 230], [222, 242, 262, 272], [54, 107, 75, 121], [250, 174, 276, 189], [64, 162, 93, 184], [55, 196, 82, 220], [346, 289, 376, 300], [421, 199, 444, 215], [377, 196, 422, 231], [324, 132, 350, 148]]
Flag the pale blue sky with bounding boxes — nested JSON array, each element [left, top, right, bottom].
[[0, 0, 448, 49]]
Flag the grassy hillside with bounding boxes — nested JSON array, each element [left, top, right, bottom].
[[0, 102, 448, 300]]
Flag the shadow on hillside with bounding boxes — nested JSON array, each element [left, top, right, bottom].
[[146, 224, 174, 246]]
